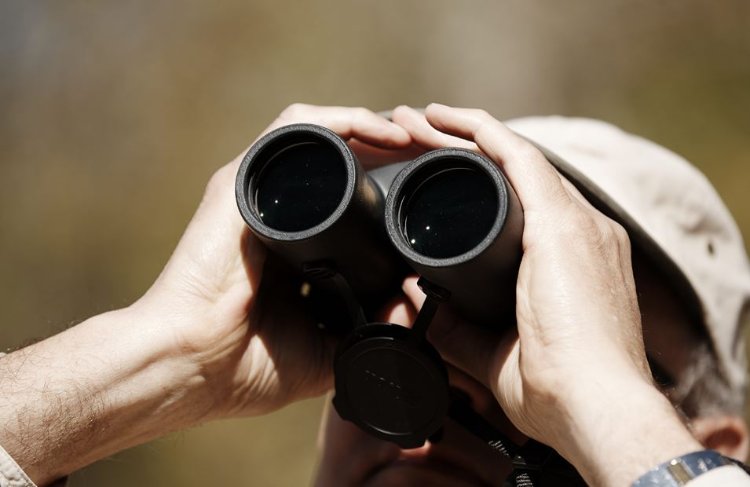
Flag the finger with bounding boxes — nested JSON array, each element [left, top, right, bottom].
[[401, 276, 425, 308], [347, 139, 427, 170], [222, 103, 413, 211], [170, 163, 258, 271], [424, 104, 570, 213], [402, 277, 500, 389], [265, 104, 412, 150], [375, 292, 418, 327], [392, 105, 479, 152]]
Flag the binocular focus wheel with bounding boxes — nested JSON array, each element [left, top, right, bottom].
[[332, 323, 450, 449]]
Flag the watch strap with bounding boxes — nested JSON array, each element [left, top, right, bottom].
[[632, 450, 731, 487]]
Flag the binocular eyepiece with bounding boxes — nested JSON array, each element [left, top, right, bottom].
[[235, 123, 523, 448], [385, 147, 523, 327]]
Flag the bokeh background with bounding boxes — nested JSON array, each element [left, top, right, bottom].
[[1, 1, 748, 485]]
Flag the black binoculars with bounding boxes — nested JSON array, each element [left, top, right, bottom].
[[234, 123, 585, 485], [235, 122, 525, 444]]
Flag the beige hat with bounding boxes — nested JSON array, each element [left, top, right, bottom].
[[506, 116, 750, 394]]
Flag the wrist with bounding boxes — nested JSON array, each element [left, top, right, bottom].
[[553, 379, 702, 487], [128, 294, 254, 419], [110, 303, 238, 426]]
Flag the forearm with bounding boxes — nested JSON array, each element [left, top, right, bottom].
[[0, 307, 213, 486]]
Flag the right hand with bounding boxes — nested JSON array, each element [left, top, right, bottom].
[[393, 104, 701, 486]]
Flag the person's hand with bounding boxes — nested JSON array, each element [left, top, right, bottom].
[[134, 104, 420, 419], [0, 105, 424, 485], [392, 104, 702, 486]]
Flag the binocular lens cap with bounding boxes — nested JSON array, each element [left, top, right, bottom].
[[333, 324, 450, 449]]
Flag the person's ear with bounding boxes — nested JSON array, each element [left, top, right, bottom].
[[690, 415, 749, 460]]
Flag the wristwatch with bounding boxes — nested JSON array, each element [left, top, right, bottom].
[[632, 450, 731, 486]]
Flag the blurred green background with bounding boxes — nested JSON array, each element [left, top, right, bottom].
[[1, 1, 748, 485]]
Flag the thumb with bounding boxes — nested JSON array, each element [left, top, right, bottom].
[[375, 292, 418, 327]]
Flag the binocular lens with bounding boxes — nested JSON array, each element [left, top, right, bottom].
[[402, 165, 498, 259], [254, 141, 347, 232]]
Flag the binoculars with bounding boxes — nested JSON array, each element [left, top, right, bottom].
[[235, 122, 524, 447]]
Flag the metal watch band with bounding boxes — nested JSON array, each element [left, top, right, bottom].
[[632, 450, 731, 487]]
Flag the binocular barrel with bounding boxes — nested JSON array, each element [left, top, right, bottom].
[[235, 123, 524, 330], [385, 149, 523, 327], [235, 124, 405, 311]]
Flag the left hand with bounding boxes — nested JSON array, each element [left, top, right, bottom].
[[135, 104, 421, 419], [0, 105, 418, 485]]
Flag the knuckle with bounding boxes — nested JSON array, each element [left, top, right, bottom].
[[393, 104, 410, 114], [280, 103, 310, 120], [595, 217, 626, 245], [589, 217, 634, 259], [571, 207, 600, 232], [351, 106, 373, 123], [353, 106, 371, 117], [466, 109, 491, 128], [473, 108, 492, 120], [511, 141, 543, 162], [204, 165, 232, 197], [592, 216, 619, 245], [610, 220, 630, 244], [553, 207, 599, 243]]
